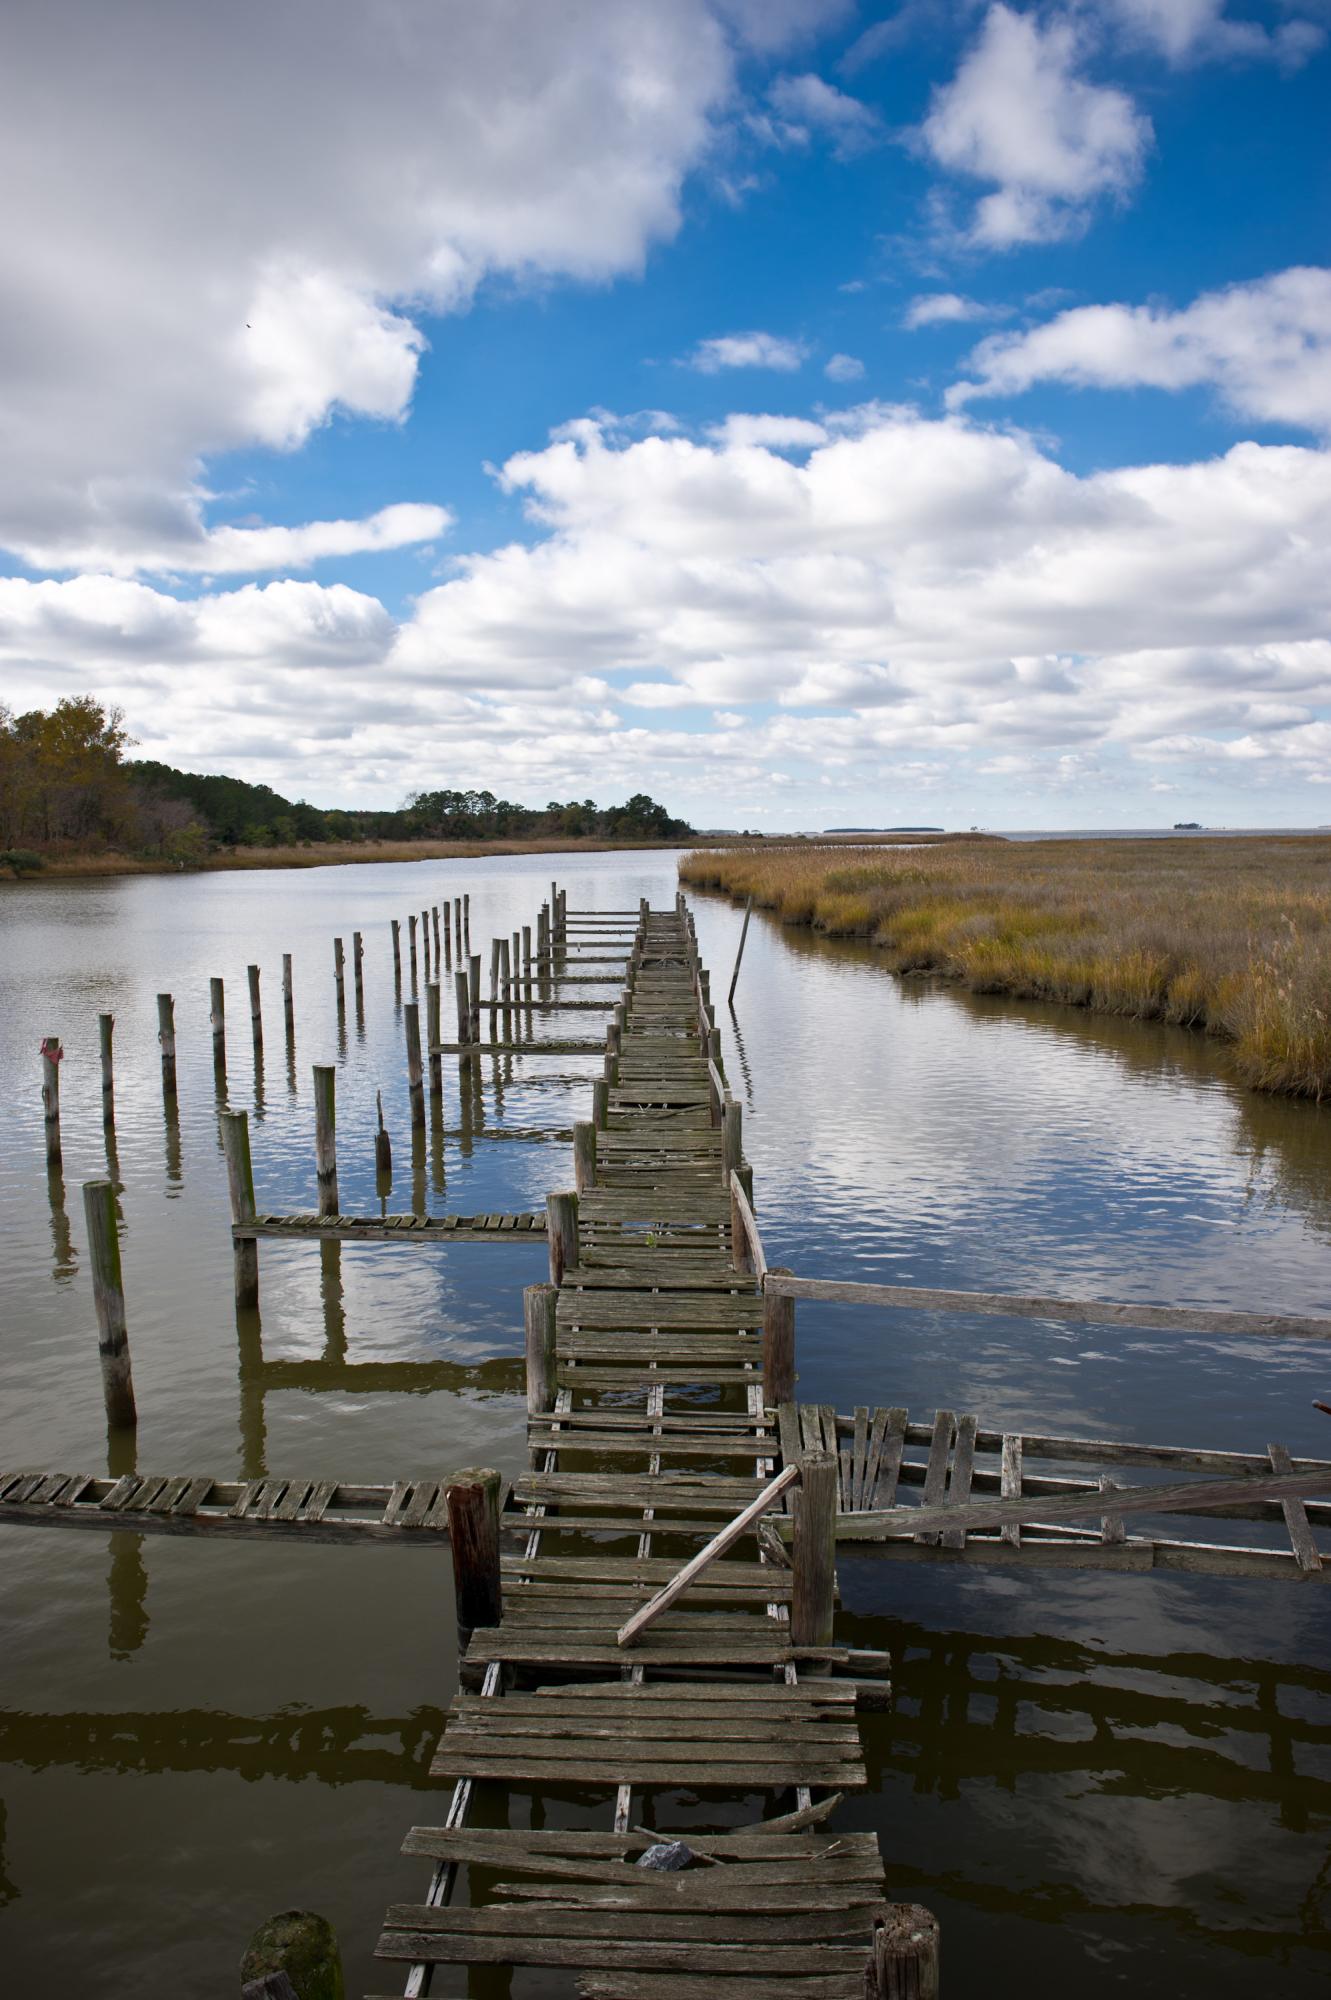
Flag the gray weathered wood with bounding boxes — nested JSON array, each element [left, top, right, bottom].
[[525, 1283, 558, 1415], [426, 982, 443, 1106], [312, 1064, 338, 1217], [218, 1109, 259, 1308], [763, 1267, 796, 1404], [98, 1012, 115, 1124], [574, 1121, 598, 1193], [730, 1171, 765, 1279], [617, 1465, 800, 1646], [40, 1035, 62, 1165], [547, 1190, 580, 1286], [872, 1904, 939, 2000], [157, 993, 177, 1096], [404, 1002, 425, 1128], [282, 954, 294, 1041], [792, 1451, 837, 1646], [82, 1179, 136, 1428], [247, 964, 263, 1047]]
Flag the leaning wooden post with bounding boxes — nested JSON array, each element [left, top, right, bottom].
[[98, 1012, 115, 1125], [218, 1108, 260, 1308], [573, 1119, 597, 1193], [546, 1190, 579, 1286], [722, 1097, 743, 1183], [763, 1270, 796, 1406], [210, 976, 226, 1080], [792, 1451, 837, 1648], [426, 981, 443, 1108], [156, 994, 177, 1097], [872, 1907, 941, 2000], [444, 1466, 503, 1640], [40, 1035, 63, 1165], [404, 1001, 425, 1126], [82, 1179, 137, 1428], [454, 969, 471, 1047], [728, 896, 753, 1006], [312, 1064, 339, 1217], [524, 1283, 558, 1415]]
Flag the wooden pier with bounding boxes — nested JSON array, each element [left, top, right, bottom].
[[373, 901, 908, 2000]]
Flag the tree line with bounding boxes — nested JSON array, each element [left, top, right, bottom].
[[0, 697, 693, 867]]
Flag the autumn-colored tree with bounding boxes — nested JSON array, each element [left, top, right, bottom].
[[0, 697, 136, 849]]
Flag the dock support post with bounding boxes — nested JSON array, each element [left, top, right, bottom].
[[522, 924, 532, 995], [83, 1179, 137, 1429], [210, 976, 226, 1084], [219, 1108, 260, 1308], [792, 1450, 837, 1648], [445, 1466, 503, 1640], [454, 969, 471, 1047], [421, 908, 431, 981], [246, 965, 262, 1051], [872, 1908, 940, 2000], [333, 937, 345, 1007], [40, 1035, 63, 1165], [426, 982, 443, 1107], [524, 1283, 558, 1414], [404, 1002, 425, 1127], [375, 1089, 392, 1178], [591, 1077, 608, 1129], [454, 896, 463, 959], [432, 906, 441, 963], [281, 955, 295, 1042], [157, 994, 177, 1097], [98, 1012, 115, 1125], [468, 955, 481, 1043], [489, 938, 500, 1025], [312, 1064, 339, 1216], [353, 931, 364, 1002], [763, 1273, 796, 1405], [441, 904, 452, 974], [408, 914, 418, 982], [573, 1120, 597, 1192], [463, 893, 470, 950], [722, 1098, 742, 1182], [391, 919, 401, 982], [546, 1189, 579, 1286]]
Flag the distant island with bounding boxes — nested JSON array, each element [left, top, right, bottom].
[[1173, 821, 1204, 830], [824, 825, 944, 833]]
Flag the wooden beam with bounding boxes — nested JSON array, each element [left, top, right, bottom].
[[616, 1465, 799, 1646]]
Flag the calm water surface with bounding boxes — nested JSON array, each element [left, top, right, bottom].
[[1, 851, 1329, 1995]]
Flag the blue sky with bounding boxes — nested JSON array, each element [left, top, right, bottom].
[[2, 1, 1329, 829]]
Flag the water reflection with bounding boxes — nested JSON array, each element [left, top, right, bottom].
[[105, 1428, 148, 1661], [161, 1091, 183, 1190], [45, 1161, 76, 1283]]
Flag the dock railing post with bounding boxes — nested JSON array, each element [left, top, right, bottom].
[[524, 1283, 558, 1414], [404, 1002, 425, 1128], [218, 1108, 260, 1308], [792, 1450, 837, 1647], [444, 1466, 503, 1641], [82, 1178, 137, 1429], [573, 1119, 597, 1192], [872, 1908, 941, 2000], [763, 1272, 796, 1405], [546, 1190, 579, 1286], [312, 1064, 339, 1217], [157, 994, 177, 1098]]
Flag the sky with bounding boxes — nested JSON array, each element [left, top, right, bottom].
[[1, 1, 1329, 831]]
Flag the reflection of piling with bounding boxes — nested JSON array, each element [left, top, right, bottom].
[[218, 1109, 259, 1308], [209, 977, 226, 1088], [157, 994, 177, 1097], [404, 1001, 425, 1127], [313, 1064, 339, 1217], [82, 1178, 137, 1429], [98, 1013, 115, 1127], [40, 1035, 63, 1166]]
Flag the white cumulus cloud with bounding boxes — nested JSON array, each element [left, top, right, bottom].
[[686, 332, 811, 372], [950, 267, 1331, 434]]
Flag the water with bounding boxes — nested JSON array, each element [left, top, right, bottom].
[[2, 851, 1329, 1995]]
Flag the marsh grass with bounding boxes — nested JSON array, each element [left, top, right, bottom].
[[4, 834, 698, 880], [680, 837, 1331, 1099]]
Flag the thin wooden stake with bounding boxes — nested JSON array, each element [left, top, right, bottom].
[[82, 1179, 136, 1428], [727, 896, 753, 1006]]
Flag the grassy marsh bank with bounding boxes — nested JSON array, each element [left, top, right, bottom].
[[2, 834, 710, 881], [680, 836, 1331, 1099]]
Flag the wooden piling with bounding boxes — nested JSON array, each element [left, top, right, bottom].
[[591, 1077, 608, 1129], [240, 1910, 345, 2000], [546, 1190, 579, 1286], [454, 969, 471, 1046], [353, 931, 364, 999], [281, 955, 295, 1042], [82, 1179, 137, 1429], [312, 1064, 339, 1216], [573, 1120, 597, 1193], [792, 1450, 837, 1647], [488, 937, 500, 1023], [218, 1108, 259, 1308], [246, 965, 262, 1050], [426, 982, 443, 1107], [453, 896, 462, 959], [524, 1283, 558, 1415], [522, 925, 532, 994], [98, 1012, 115, 1125], [444, 1465, 503, 1638], [333, 937, 345, 1005], [157, 994, 177, 1097], [40, 1035, 63, 1165], [375, 1089, 392, 1177], [391, 919, 401, 981], [872, 1907, 940, 2000], [763, 1270, 796, 1405], [468, 955, 481, 1042], [441, 906, 451, 973], [404, 1002, 425, 1127], [728, 896, 753, 1006], [722, 1098, 742, 1181], [210, 977, 226, 1081], [431, 905, 441, 961], [408, 914, 418, 981], [463, 893, 470, 950], [421, 908, 431, 980]]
